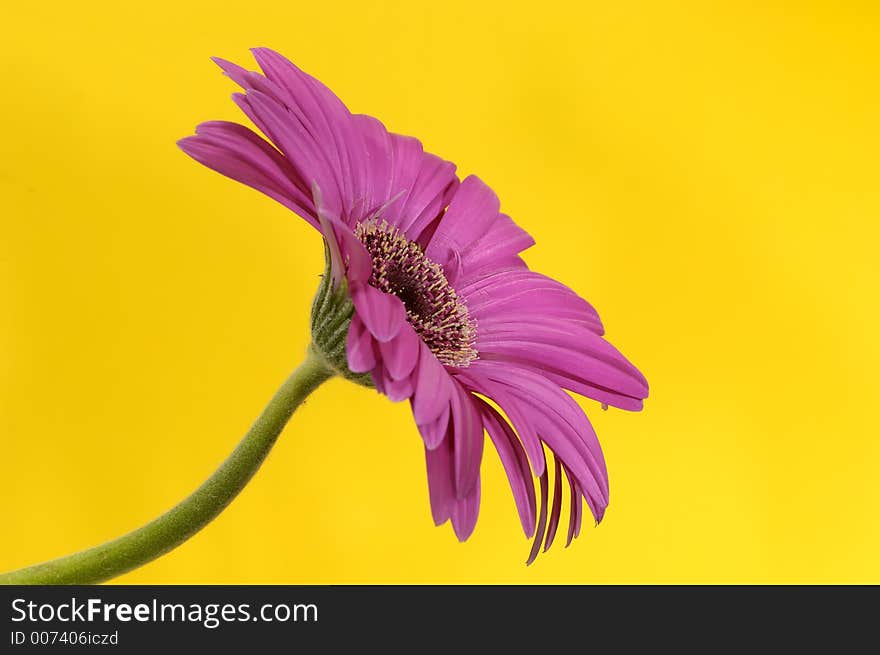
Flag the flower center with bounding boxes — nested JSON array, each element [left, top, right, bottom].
[[355, 219, 477, 368]]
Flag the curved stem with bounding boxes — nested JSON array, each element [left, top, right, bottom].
[[0, 348, 334, 585]]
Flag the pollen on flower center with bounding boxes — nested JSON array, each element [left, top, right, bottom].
[[355, 219, 478, 368]]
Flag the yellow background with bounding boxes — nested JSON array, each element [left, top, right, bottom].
[[2, 1, 879, 583]]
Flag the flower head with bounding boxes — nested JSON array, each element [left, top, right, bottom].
[[179, 48, 649, 562]]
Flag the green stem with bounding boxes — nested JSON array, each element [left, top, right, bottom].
[[0, 348, 334, 585]]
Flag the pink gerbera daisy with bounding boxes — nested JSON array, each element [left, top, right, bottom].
[[179, 48, 649, 562]]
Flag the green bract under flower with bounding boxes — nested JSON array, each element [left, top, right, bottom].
[[309, 246, 373, 386]]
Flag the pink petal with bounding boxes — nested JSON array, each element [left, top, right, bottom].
[[383, 368, 415, 402], [411, 343, 453, 426], [477, 338, 648, 399], [424, 437, 454, 526], [480, 319, 645, 379], [235, 89, 345, 218], [526, 462, 549, 566], [450, 476, 481, 542], [414, 401, 450, 450], [479, 400, 536, 538], [351, 115, 394, 218], [455, 213, 535, 284], [211, 56, 252, 87], [346, 315, 376, 373], [424, 175, 500, 265], [529, 370, 645, 412], [460, 269, 604, 335], [543, 455, 564, 552], [250, 48, 359, 215], [461, 361, 609, 518], [450, 384, 484, 499], [398, 152, 459, 240], [177, 123, 317, 228], [378, 325, 420, 380], [456, 370, 545, 478], [350, 284, 406, 342], [562, 464, 582, 547]]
